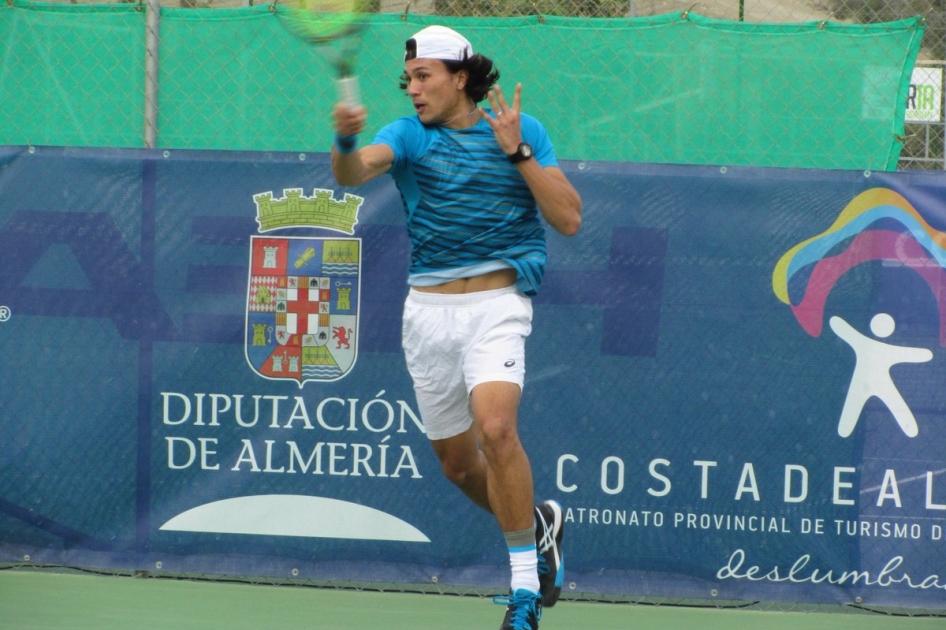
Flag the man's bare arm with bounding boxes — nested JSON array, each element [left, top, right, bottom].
[[331, 104, 394, 186]]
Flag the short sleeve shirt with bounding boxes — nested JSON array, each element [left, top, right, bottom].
[[372, 111, 557, 295]]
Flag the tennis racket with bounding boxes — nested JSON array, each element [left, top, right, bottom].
[[277, 0, 368, 107]]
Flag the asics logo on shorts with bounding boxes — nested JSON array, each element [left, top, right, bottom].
[[504, 360, 516, 367]]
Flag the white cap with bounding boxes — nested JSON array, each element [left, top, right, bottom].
[[405, 25, 473, 62]]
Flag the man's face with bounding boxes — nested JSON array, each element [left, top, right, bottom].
[[403, 58, 468, 126]]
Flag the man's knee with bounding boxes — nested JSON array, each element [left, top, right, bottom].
[[440, 457, 473, 486], [441, 451, 491, 491], [477, 419, 520, 460], [433, 439, 483, 487]]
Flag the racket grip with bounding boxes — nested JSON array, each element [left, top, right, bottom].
[[336, 76, 361, 108]]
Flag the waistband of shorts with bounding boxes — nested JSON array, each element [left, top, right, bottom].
[[406, 284, 522, 306]]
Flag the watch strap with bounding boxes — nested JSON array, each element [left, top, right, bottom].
[[507, 142, 532, 164]]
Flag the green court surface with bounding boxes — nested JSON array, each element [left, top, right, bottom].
[[0, 569, 942, 630]]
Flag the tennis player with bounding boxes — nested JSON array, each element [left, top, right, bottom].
[[331, 25, 581, 630]]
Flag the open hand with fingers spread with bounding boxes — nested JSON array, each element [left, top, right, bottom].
[[481, 83, 524, 155]]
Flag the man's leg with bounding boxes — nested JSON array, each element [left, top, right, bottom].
[[430, 427, 492, 513], [471, 381, 543, 630], [432, 381, 539, 599], [469, 381, 534, 533], [429, 381, 534, 526]]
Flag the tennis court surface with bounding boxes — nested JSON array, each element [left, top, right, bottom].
[[2, 569, 942, 630]]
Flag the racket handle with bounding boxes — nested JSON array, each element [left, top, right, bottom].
[[336, 76, 361, 108]]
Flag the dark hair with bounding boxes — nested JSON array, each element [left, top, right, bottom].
[[399, 53, 500, 104]]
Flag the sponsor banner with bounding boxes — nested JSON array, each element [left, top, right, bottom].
[[906, 66, 943, 123], [0, 146, 944, 608]]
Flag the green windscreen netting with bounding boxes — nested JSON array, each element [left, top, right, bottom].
[[0, 2, 926, 169], [0, 2, 147, 148]]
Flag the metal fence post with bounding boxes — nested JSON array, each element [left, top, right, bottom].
[[144, 0, 161, 148]]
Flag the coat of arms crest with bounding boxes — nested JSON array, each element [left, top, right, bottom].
[[244, 188, 364, 385]]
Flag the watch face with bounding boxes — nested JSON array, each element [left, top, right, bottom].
[[509, 143, 533, 163]]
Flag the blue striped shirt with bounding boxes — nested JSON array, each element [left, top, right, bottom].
[[372, 111, 557, 296]]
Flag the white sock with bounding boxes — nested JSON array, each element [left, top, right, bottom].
[[505, 526, 539, 594], [509, 547, 540, 593]]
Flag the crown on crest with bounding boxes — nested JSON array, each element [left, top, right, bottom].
[[254, 188, 363, 234]]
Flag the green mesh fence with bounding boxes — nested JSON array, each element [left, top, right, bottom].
[[0, 2, 146, 148], [0, 1, 926, 170]]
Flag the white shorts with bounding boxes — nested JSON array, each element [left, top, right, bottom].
[[401, 285, 533, 441]]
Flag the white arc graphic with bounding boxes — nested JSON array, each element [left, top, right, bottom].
[[160, 494, 430, 542]]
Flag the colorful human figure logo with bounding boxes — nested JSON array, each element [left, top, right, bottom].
[[773, 188, 946, 438]]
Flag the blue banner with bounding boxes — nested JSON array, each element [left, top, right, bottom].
[[1, 146, 944, 609]]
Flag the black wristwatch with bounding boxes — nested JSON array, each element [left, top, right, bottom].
[[507, 142, 533, 164]]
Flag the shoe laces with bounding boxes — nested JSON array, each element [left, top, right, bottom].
[[494, 590, 540, 630], [536, 552, 551, 576]]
